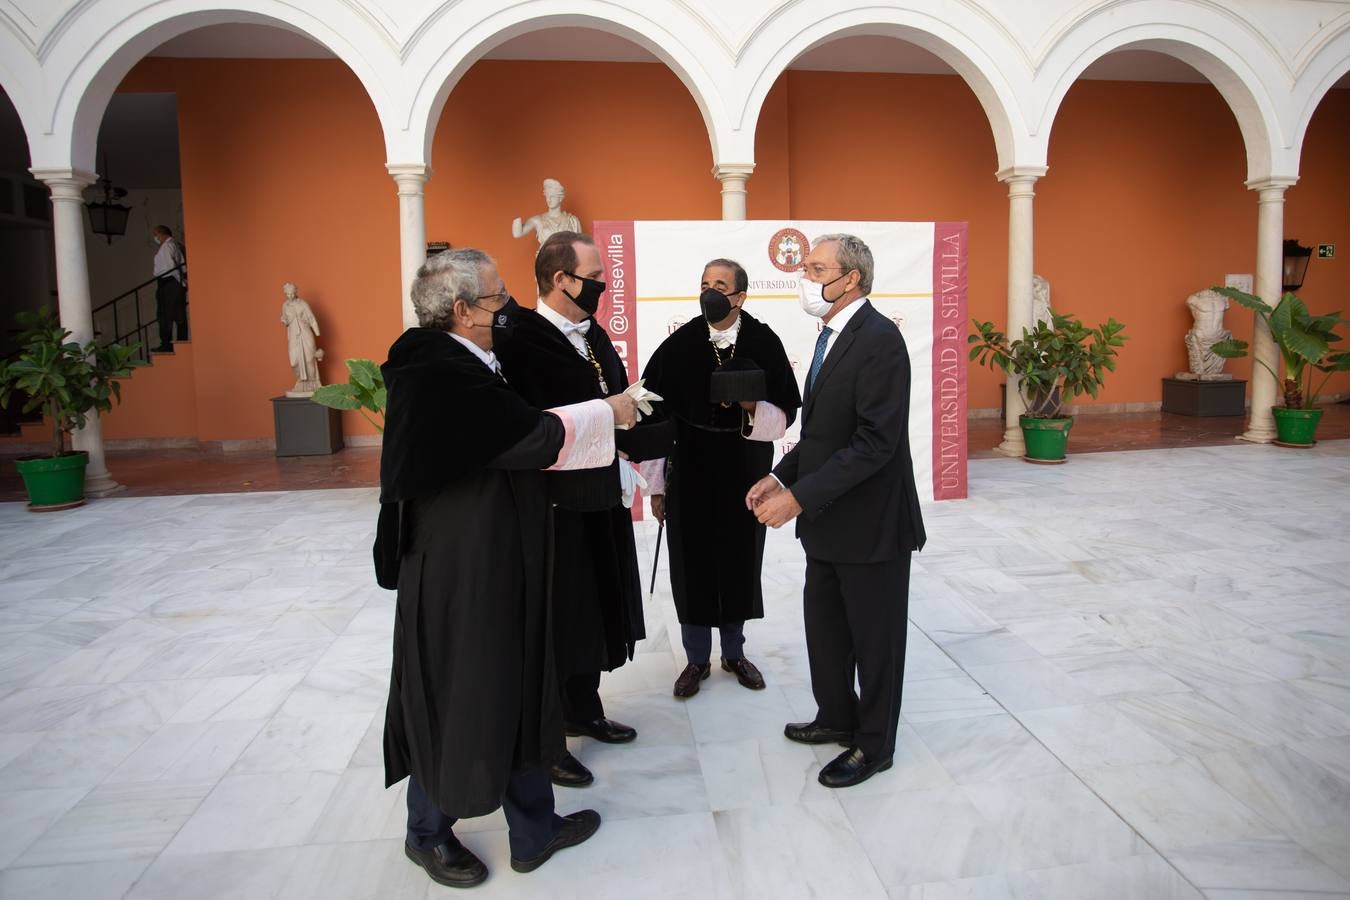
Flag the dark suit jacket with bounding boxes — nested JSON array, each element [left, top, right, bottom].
[[772, 300, 927, 564]]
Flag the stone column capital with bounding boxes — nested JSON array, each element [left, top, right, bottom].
[[995, 165, 1047, 186], [387, 163, 431, 192], [30, 167, 96, 198], [1244, 175, 1298, 194], [712, 162, 755, 184]]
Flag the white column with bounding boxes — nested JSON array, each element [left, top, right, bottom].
[[995, 166, 1047, 457], [713, 163, 754, 220], [1240, 177, 1297, 443], [387, 163, 430, 329], [30, 168, 121, 496]]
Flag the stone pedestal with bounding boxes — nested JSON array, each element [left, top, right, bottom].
[[1161, 377, 1247, 417], [271, 396, 343, 456]]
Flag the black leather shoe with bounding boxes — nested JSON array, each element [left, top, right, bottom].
[[818, 746, 893, 788], [721, 657, 766, 690], [784, 720, 854, 746], [550, 750, 594, 787], [404, 838, 488, 888], [565, 717, 637, 743], [674, 663, 711, 698], [510, 809, 602, 873]]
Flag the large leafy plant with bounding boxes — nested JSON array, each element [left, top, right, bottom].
[[312, 358, 386, 432], [968, 312, 1128, 418], [1208, 287, 1350, 409], [0, 308, 144, 458]]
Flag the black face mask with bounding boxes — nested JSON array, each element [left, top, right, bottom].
[[490, 295, 519, 345], [563, 273, 605, 316], [700, 287, 738, 324]]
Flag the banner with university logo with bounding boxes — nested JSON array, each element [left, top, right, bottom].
[[592, 220, 969, 509]]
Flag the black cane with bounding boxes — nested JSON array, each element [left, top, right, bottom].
[[649, 520, 664, 600]]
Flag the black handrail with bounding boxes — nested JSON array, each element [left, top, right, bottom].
[[91, 263, 186, 363]]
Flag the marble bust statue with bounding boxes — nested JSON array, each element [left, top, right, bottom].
[[280, 282, 324, 397], [512, 178, 581, 246], [1177, 289, 1233, 381]]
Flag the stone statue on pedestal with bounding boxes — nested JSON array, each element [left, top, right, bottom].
[[1177, 289, 1233, 381], [1032, 274, 1052, 326], [511, 178, 581, 246], [281, 282, 324, 397]]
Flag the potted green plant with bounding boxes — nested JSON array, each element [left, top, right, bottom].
[[312, 358, 386, 433], [1209, 286, 1350, 446], [0, 308, 144, 509], [968, 312, 1127, 463]]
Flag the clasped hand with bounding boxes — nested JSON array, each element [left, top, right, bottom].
[[744, 475, 802, 528]]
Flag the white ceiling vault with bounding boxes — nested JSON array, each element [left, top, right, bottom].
[[0, 1, 1346, 181]]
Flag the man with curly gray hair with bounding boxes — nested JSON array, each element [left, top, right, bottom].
[[377, 247, 638, 887]]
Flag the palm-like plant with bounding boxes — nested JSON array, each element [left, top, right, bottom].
[[0, 308, 144, 458], [1209, 287, 1350, 409], [968, 312, 1128, 418]]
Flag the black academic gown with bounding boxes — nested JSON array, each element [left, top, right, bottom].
[[377, 328, 567, 819], [642, 312, 801, 626], [495, 307, 670, 675]]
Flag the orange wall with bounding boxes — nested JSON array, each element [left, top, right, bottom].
[[116, 59, 400, 441], [107, 58, 1350, 442]]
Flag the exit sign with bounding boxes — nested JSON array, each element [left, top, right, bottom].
[[1318, 244, 1336, 258]]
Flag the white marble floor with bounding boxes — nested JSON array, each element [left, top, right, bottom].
[[1, 442, 1349, 899]]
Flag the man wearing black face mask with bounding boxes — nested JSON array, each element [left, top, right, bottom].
[[495, 231, 673, 790], [639, 259, 801, 698], [378, 248, 639, 887]]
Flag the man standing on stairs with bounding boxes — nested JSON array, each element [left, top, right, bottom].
[[151, 225, 188, 352]]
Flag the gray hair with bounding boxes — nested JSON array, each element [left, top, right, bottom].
[[813, 233, 874, 297], [411, 247, 492, 330]]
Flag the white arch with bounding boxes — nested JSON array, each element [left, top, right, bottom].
[[732, 2, 1038, 173], [33, 1, 401, 173], [0, 22, 41, 162], [1289, 21, 1350, 166], [399, 1, 731, 167], [1032, 5, 1293, 182]]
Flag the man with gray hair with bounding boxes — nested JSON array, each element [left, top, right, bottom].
[[376, 247, 637, 886], [746, 233, 927, 789]]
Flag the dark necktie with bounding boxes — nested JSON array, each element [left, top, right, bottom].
[[806, 326, 833, 394]]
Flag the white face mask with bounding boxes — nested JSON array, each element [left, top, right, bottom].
[[798, 272, 834, 318]]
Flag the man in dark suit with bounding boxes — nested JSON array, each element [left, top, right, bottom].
[[746, 233, 926, 789]]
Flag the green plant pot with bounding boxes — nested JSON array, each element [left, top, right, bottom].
[[1020, 415, 1073, 463], [1272, 406, 1322, 447], [13, 451, 88, 510]]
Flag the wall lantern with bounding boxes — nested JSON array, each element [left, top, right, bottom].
[[1283, 239, 1312, 292], [86, 156, 131, 245]]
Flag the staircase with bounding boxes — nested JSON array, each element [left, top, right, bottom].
[[1, 269, 197, 449]]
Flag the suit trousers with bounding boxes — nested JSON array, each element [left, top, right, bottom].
[[406, 768, 558, 860], [803, 552, 911, 760], [155, 276, 188, 346], [561, 671, 604, 724]]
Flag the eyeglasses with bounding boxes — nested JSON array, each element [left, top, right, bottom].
[[804, 264, 847, 278], [474, 289, 509, 308]]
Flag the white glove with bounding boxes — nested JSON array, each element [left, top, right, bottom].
[[624, 379, 663, 420], [618, 459, 649, 509]]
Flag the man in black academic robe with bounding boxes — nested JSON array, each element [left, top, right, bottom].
[[495, 231, 673, 789], [640, 258, 801, 698], [378, 248, 636, 887]]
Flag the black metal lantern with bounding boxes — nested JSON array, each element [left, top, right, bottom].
[[86, 158, 130, 245], [1283, 239, 1312, 292]]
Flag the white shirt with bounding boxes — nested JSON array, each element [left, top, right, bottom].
[[449, 332, 501, 375], [708, 314, 742, 350], [153, 237, 185, 283], [537, 301, 591, 356], [819, 296, 868, 359]]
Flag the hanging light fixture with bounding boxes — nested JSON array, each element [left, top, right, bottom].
[[85, 154, 131, 245], [1282, 239, 1313, 292]]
